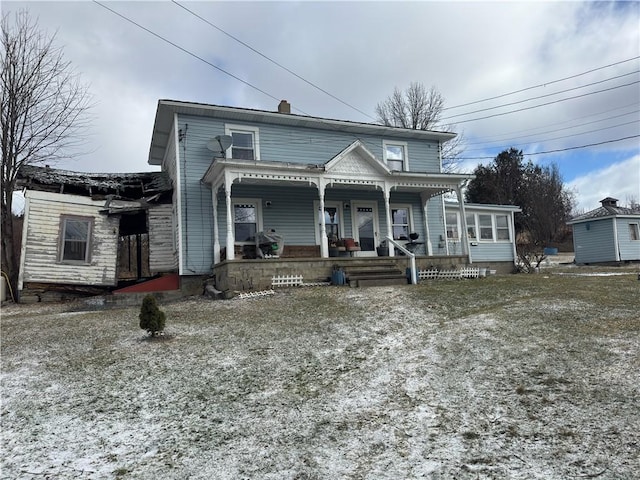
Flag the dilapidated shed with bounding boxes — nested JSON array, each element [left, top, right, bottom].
[[16, 165, 176, 301]]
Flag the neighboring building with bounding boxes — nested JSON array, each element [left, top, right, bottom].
[[16, 166, 175, 301], [568, 197, 640, 264], [444, 202, 521, 265]]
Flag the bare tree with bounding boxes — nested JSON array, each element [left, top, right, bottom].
[[1, 10, 91, 292], [375, 82, 465, 172]]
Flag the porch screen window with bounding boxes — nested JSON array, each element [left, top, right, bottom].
[[60, 216, 92, 263], [479, 214, 493, 240], [496, 214, 510, 240], [230, 131, 255, 160], [392, 208, 410, 240], [445, 212, 459, 239], [384, 142, 407, 171], [466, 213, 477, 240], [234, 204, 257, 242], [630, 223, 639, 241]]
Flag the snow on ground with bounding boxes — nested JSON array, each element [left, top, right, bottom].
[[1, 276, 639, 479]]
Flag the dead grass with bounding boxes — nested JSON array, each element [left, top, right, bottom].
[[1, 271, 639, 479]]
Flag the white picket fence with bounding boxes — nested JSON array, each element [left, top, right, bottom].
[[271, 274, 304, 287], [417, 267, 481, 281]]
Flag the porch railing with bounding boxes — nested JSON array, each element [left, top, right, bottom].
[[386, 236, 417, 285]]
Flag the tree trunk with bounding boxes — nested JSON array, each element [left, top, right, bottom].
[[1, 202, 18, 296]]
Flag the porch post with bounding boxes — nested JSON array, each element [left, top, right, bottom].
[[456, 185, 471, 263], [212, 186, 220, 264], [420, 192, 433, 256], [318, 181, 328, 258], [225, 177, 235, 261], [383, 185, 394, 256]]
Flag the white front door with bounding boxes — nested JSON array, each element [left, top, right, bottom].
[[352, 201, 380, 256]]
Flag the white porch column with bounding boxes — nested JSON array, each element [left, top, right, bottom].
[[421, 192, 433, 256], [212, 186, 220, 264], [456, 185, 472, 263], [318, 182, 328, 258], [224, 177, 235, 261], [383, 185, 394, 256]]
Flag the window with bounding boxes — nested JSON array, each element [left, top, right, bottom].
[[391, 206, 411, 240], [323, 207, 340, 241], [59, 216, 93, 263], [479, 214, 493, 240], [630, 223, 640, 241], [446, 212, 459, 240], [233, 201, 261, 243], [225, 124, 260, 160], [383, 141, 408, 171], [466, 213, 477, 240], [496, 214, 510, 240]]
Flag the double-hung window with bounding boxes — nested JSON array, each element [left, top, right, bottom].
[[496, 214, 510, 240], [445, 212, 459, 240], [383, 141, 408, 171], [478, 214, 494, 240], [59, 215, 93, 263], [225, 124, 260, 161], [391, 206, 411, 240], [466, 213, 477, 240], [233, 200, 262, 243]]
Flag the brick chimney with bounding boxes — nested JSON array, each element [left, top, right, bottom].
[[600, 197, 618, 207], [278, 100, 291, 114]]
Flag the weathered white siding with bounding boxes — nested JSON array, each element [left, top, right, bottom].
[[149, 204, 177, 273], [18, 191, 119, 289]]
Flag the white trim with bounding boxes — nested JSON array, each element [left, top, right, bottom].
[[231, 197, 263, 245], [351, 201, 380, 254], [173, 114, 184, 275], [313, 201, 345, 245], [383, 140, 409, 171], [225, 123, 261, 161]]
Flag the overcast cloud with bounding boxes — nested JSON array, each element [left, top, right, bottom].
[[5, 1, 639, 212]]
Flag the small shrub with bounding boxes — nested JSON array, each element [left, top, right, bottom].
[[139, 295, 166, 336]]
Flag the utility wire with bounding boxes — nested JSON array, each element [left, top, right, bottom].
[[92, 0, 317, 116], [171, 0, 375, 120], [441, 70, 639, 121], [447, 135, 640, 160], [451, 80, 640, 125], [444, 55, 640, 110]]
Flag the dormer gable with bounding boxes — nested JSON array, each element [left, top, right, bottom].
[[324, 140, 390, 176]]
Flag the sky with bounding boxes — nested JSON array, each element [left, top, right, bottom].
[[5, 0, 640, 213]]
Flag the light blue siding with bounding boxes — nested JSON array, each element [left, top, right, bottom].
[[573, 219, 617, 264], [616, 218, 640, 261], [470, 243, 515, 262]]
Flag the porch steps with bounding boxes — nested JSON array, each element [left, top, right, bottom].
[[342, 262, 408, 288]]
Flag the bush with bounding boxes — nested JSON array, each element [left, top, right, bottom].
[[139, 295, 166, 336]]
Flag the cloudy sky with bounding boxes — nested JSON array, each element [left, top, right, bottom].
[[6, 1, 639, 212]]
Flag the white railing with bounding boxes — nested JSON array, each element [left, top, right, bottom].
[[385, 236, 417, 285]]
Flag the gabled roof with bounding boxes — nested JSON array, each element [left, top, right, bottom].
[[324, 140, 390, 175], [568, 204, 640, 224], [149, 99, 457, 166], [17, 165, 172, 201]]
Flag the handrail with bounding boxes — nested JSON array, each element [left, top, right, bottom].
[[385, 237, 417, 285]]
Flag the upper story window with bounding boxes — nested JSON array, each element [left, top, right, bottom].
[[225, 124, 260, 161], [383, 141, 408, 171], [59, 215, 93, 264]]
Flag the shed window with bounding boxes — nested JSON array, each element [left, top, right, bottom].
[[629, 223, 639, 241], [60, 216, 93, 263]]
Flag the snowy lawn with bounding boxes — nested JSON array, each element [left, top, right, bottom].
[[2, 272, 639, 479]]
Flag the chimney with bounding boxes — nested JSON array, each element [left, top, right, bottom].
[[600, 197, 619, 207], [278, 100, 291, 114]]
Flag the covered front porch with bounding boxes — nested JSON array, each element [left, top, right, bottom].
[[201, 140, 475, 266]]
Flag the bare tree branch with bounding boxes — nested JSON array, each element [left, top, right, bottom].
[[1, 9, 92, 292]]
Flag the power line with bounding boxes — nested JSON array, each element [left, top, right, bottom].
[[441, 70, 639, 121], [448, 135, 640, 160], [452, 80, 640, 125], [171, 0, 375, 121], [444, 56, 640, 111]]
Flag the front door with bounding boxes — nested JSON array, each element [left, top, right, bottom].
[[352, 202, 379, 255]]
